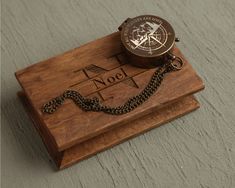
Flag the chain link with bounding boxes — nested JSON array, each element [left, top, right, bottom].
[[42, 58, 183, 115]]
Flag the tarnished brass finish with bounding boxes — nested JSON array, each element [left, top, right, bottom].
[[119, 15, 178, 68]]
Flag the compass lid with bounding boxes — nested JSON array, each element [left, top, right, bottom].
[[120, 15, 175, 58]]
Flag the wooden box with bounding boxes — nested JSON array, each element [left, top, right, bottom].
[[15, 32, 204, 169]]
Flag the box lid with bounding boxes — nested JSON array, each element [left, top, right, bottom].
[[15, 32, 204, 151]]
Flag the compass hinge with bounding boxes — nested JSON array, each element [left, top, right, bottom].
[[118, 18, 131, 31]]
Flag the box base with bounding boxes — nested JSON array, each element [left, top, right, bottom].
[[18, 91, 200, 169]]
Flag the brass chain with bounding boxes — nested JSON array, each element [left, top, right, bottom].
[[42, 57, 183, 115]]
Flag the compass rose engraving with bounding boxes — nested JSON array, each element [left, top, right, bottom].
[[129, 21, 168, 54], [120, 15, 176, 67]]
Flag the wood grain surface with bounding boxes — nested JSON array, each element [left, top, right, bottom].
[[15, 32, 204, 152], [2, 0, 235, 187], [18, 91, 200, 169]]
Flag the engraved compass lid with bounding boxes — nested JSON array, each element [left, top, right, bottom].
[[119, 15, 177, 68]]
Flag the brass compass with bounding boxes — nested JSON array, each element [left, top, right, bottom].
[[119, 15, 179, 68]]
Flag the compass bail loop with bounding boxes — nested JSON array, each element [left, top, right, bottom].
[[170, 56, 184, 70]]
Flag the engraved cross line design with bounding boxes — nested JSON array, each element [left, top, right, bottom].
[[69, 54, 147, 101]]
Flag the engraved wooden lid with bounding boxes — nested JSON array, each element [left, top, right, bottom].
[[15, 32, 204, 152], [119, 15, 176, 68]]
